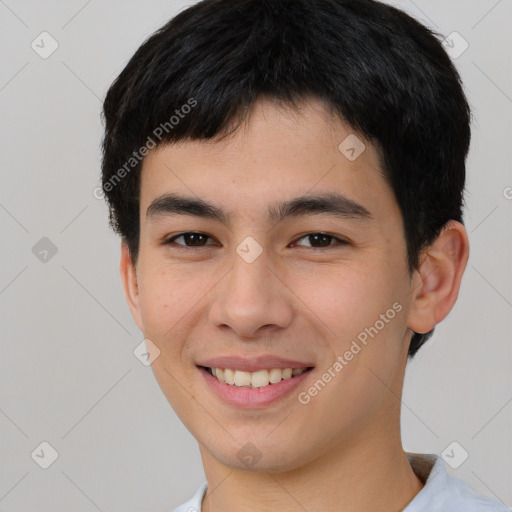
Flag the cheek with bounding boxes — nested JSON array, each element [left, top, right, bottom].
[[291, 265, 406, 442], [136, 260, 225, 360], [286, 257, 407, 386], [287, 261, 393, 338], [137, 266, 200, 341]]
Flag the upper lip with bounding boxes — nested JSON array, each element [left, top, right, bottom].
[[197, 355, 314, 372]]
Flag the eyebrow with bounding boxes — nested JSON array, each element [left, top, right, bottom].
[[146, 192, 372, 224]]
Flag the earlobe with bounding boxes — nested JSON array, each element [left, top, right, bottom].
[[407, 220, 469, 335], [120, 242, 144, 331]]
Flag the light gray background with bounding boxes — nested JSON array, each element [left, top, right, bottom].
[[0, 0, 511, 510]]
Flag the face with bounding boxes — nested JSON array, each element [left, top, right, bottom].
[[121, 97, 422, 472]]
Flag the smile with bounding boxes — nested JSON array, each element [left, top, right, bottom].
[[203, 366, 313, 388]]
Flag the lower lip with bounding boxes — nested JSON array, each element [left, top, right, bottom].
[[198, 367, 313, 408]]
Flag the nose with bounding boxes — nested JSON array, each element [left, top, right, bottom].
[[208, 248, 294, 339]]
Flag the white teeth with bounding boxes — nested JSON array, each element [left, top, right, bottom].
[[214, 368, 225, 382], [282, 368, 293, 379], [234, 370, 251, 387], [251, 370, 270, 388], [269, 368, 283, 384], [208, 367, 308, 388], [224, 368, 235, 385]]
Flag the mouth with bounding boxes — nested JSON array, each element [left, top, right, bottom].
[[198, 365, 315, 389], [195, 355, 316, 407]]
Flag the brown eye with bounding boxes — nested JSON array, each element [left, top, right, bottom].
[[166, 232, 216, 247], [292, 233, 348, 248]]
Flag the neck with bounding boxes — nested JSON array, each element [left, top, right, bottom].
[[199, 423, 424, 512], [199, 342, 423, 511]]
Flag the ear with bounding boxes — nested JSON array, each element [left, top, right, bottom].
[[407, 220, 470, 335], [120, 242, 144, 332]]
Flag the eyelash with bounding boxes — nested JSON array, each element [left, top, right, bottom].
[[163, 232, 350, 250]]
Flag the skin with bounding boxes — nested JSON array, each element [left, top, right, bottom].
[[120, 97, 469, 511]]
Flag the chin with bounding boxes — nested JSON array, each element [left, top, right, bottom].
[[202, 435, 314, 474]]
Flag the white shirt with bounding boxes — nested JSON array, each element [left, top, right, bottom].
[[172, 453, 509, 511]]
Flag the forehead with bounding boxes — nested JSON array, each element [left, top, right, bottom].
[[139, 97, 397, 226]]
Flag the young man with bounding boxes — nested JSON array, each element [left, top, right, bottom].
[[100, 0, 507, 510]]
